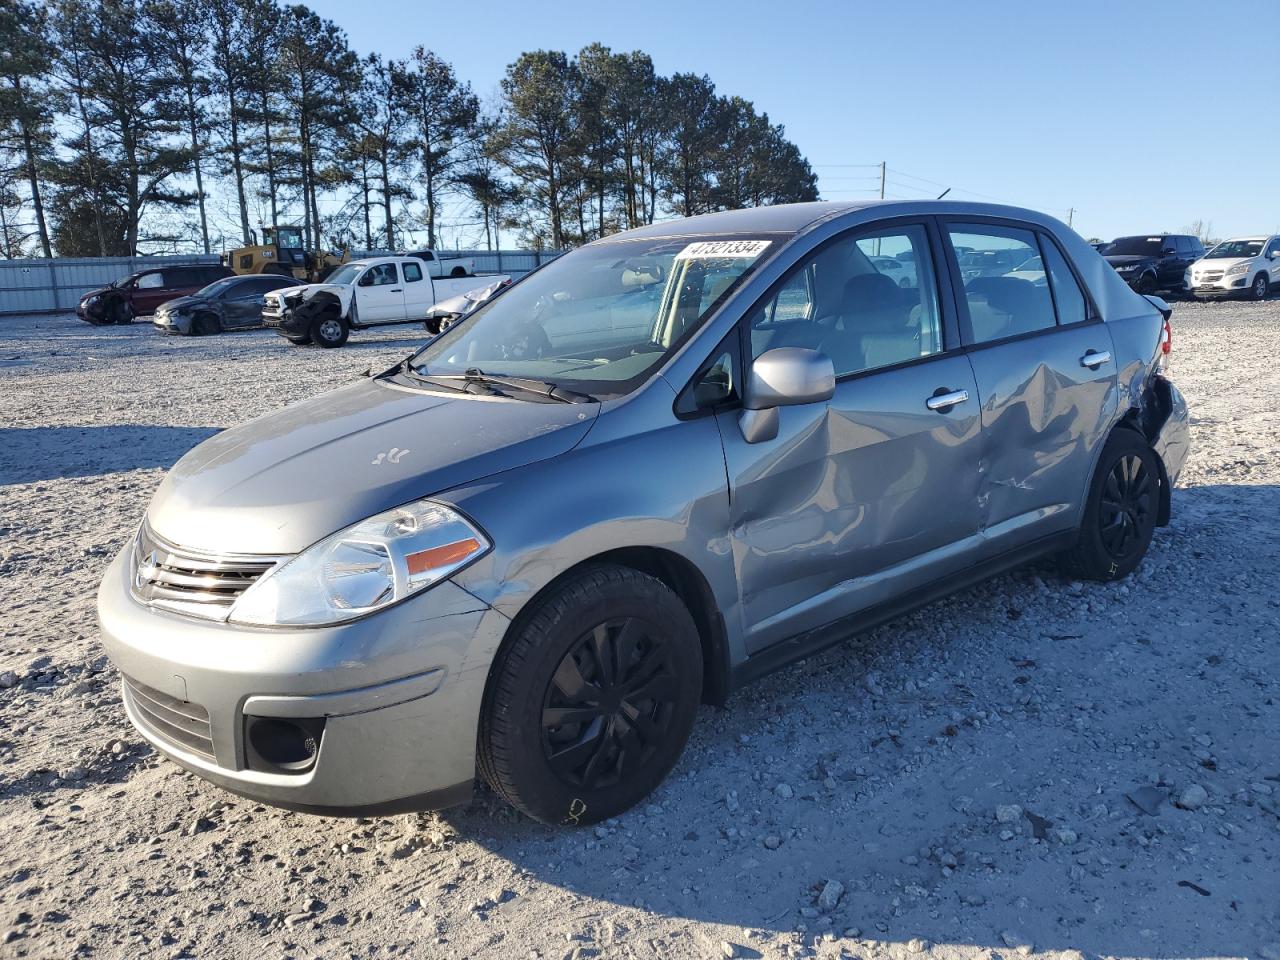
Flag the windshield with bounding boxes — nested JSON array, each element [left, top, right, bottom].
[[410, 236, 777, 397], [325, 263, 362, 286], [1103, 236, 1165, 257], [1205, 239, 1263, 259]]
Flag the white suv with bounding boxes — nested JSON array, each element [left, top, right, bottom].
[[1186, 235, 1280, 300]]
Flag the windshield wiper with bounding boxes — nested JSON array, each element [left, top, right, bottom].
[[449, 368, 597, 403], [399, 363, 596, 403]]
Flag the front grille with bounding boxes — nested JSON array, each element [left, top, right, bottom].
[[1196, 271, 1223, 282], [124, 675, 215, 760], [131, 523, 285, 621]]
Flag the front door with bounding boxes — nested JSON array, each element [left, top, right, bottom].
[[941, 221, 1117, 555], [222, 278, 277, 328], [716, 220, 984, 653], [131, 271, 169, 316], [354, 263, 405, 322]]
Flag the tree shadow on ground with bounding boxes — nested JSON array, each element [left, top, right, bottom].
[[0, 425, 220, 485]]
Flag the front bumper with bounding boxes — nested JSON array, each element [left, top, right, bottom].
[[1186, 273, 1251, 297], [96, 545, 510, 814], [152, 311, 193, 335], [262, 303, 308, 337]]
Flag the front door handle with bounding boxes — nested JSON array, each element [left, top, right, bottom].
[[1079, 350, 1111, 369], [926, 388, 969, 412], [390, 288, 403, 293]]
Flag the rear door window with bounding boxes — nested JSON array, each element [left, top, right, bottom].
[[403, 261, 424, 283], [1040, 238, 1088, 327], [947, 224, 1057, 345]]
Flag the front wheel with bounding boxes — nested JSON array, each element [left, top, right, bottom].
[[1135, 274, 1157, 295], [1060, 429, 1160, 581], [193, 312, 221, 336], [1250, 274, 1269, 301], [478, 565, 703, 826], [311, 312, 349, 348]]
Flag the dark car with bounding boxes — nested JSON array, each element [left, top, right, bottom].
[[1100, 234, 1203, 294], [153, 274, 306, 336], [77, 264, 235, 325]]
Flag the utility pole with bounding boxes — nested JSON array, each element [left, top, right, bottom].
[[879, 161, 886, 200], [1068, 208, 1075, 228]]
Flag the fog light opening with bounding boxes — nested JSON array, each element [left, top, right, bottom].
[[246, 716, 325, 773]]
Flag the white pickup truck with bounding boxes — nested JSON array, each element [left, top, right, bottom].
[[262, 256, 509, 348], [404, 249, 475, 279]]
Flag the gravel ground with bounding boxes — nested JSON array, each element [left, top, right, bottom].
[[1, 303, 1277, 960]]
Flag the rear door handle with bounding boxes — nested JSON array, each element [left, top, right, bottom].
[[926, 389, 969, 412], [1079, 350, 1111, 369]]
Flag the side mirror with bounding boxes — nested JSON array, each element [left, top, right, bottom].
[[357, 273, 373, 287], [1161, 247, 1176, 256], [1270, 250, 1280, 260], [739, 347, 835, 444]]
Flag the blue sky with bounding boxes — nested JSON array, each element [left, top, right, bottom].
[[308, 0, 1279, 244]]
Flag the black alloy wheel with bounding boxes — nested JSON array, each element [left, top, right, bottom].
[[478, 565, 702, 826], [1060, 429, 1161, 581], [541, 618, 679, 791], [1098, 452, 1154, 563]]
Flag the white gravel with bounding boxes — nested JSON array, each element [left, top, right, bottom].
[[1, 303, 1278, 959]]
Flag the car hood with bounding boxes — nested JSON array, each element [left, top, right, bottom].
[[157, 295, 207, 313], [147, 378, 601, 554], [80, 286, 113, 302], [1104, 255, 1155, 267], [1195, 256, 1251, 269]]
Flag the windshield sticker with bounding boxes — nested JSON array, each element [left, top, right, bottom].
[[675, 239, 772, 261]]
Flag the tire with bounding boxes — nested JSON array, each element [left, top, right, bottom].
[[286, 334, 312, 346], [193, 312, 221, 336], [1250, 274, 1269, 301], [450, 266, 467, 278], [478, 565, 703, 826], [1060, 429, 1160, 581], [311, 311, 349, 348], [1135, 273, 1157, 295]]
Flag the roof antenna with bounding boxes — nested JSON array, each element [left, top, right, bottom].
[[936, 188, 951, 199]]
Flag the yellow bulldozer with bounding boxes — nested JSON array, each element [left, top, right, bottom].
[[223, 225, 349, 282]]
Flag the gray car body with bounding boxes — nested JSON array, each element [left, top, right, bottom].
[[98, 200, 1190, 814], [153, 276, 306, 335]]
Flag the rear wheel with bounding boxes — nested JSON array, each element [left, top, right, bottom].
[[479, 565, 703, 826], [311, 312, 349, 348], [450, 266, 467, 278], [1061, 429, 1160, 581], [1250, 274, 1269, 301]]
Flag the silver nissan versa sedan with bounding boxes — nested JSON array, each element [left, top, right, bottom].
[[98, 201, 1189, 826]]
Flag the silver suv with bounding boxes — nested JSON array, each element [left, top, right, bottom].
[[98, 201, 1189, 826]]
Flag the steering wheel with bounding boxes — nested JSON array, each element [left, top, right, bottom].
[[504, 321, 552, 360]]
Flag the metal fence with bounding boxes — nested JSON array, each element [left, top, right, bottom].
[[0, 249, 561, 317]]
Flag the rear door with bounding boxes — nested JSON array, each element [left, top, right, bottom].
[[223, 277, 285, 328], [941, 219, 1117, 555], [400, 260, 436, 317], [353, 263, 406, 322], [716, 219, 985, 653]]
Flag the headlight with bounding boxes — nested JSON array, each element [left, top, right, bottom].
[[227, 500, 490, 626], [84, 294, 100, 306], [1116, 264, 1138, 272], [1225, 262, 1249, 276]]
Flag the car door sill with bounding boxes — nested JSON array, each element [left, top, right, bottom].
[[729, 528, 1076, 691]]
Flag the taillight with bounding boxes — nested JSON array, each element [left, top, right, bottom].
[[1161, 317, 1172, 354]]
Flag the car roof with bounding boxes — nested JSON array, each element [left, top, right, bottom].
[[594, 200, 1084, 247]]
